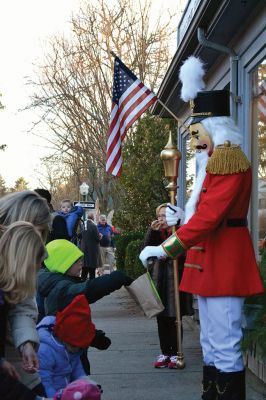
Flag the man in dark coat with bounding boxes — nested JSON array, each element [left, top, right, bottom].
[[81, 213, 102, 280]]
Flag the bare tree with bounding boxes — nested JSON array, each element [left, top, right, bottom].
[[28, 0, 175, 212]]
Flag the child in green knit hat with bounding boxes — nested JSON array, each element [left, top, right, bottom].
[[38, 238, 133, 317], [44, 239, 83, 276]]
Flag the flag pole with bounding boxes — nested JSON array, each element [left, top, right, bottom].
[[109, 51, 180, 123], [155, 98, 180, 123], [110, 50, 118, 58]]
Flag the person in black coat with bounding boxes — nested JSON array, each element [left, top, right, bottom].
[[144, 204, 193, 369], [80, 213, 102, 280]]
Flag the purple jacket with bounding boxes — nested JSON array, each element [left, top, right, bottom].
[[37, 316, 85, 397]]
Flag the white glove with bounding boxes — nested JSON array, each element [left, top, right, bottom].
[[139, 245, 167, 268], [165, 203, 184, 227]]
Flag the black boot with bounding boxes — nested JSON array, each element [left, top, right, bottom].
[[202, 365, 217, 400], [216, 370, 245, 400]]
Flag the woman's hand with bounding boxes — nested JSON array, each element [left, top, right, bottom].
[[150, 220, 161, 230], [20, 342, 39, 373], [0, 359, 20, 380]]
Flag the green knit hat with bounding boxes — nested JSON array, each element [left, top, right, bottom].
[[44, 239, 84, 274]]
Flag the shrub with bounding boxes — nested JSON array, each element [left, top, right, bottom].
[[115, 231, 144, 271], [242, 245, 266, 357], [124, 239, 144, 279]]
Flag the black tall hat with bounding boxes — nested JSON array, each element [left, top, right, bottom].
[[190, 90, 230, 124], [179, 56, 231, 124]]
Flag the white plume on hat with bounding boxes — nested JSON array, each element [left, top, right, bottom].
[[179, 56, 205, 102]]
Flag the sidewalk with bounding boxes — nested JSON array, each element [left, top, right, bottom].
[[89, 287, 266, 400]]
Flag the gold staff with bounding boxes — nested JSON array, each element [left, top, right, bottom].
[[160, 131, 185, 369]]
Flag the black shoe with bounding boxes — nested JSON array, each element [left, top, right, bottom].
[[202, 365, 217, 400], [216, 370, 245, 400]]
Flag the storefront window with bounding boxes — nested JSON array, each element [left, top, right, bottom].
[[252, 60, 266, 254]]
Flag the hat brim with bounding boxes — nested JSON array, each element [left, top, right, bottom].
[[189, 115, 209, 125]]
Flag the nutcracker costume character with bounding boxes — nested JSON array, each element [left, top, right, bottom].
[[139, 56, 264, 399]]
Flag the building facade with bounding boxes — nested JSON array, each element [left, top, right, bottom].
[[153, 0, 266, 259]]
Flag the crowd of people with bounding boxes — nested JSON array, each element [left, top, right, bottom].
[[0, 188, 196, 400], [0, 190, 132, 400]]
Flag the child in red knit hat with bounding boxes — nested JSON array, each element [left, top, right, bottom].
[[37, 295, 98, 398]]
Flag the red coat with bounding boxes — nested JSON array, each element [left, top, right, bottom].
[[178, 168, 263, 297]]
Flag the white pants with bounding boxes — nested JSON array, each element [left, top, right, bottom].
[[99, 247, 115, 273], [198, 296, 245, 372]]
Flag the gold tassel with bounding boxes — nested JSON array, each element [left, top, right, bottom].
[[206, 141, 250, 175]]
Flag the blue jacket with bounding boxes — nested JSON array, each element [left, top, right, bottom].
[[37, 316, 86, 397], [97, 223, 113, 247], [57, 206, 83, 238]]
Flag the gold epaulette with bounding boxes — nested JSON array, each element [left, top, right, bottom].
[[206, 141, 250, 175]]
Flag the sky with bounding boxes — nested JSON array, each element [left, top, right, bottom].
[[0, 0, 181, 189]]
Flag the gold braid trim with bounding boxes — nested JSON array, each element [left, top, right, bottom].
[[206, 143, 250, 175]]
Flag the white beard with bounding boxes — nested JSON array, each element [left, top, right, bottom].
[[184, 151, 209, 223]]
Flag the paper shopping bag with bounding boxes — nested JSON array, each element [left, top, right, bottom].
[[125, 271, 164, 318]]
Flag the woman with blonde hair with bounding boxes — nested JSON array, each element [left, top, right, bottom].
[[0, 190, 51, 241], [0, 190, 50, 395], [0, 221, 49, 400], [0, 221, 46, 304]]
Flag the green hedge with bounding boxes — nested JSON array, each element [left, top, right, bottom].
[[115, 231, 144, 271], [242, 246, 266, 357], [124, 239, 145, 279]]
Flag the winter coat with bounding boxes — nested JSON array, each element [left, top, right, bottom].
[[0, 292, 41, 392], [56, 206, 83, 239], [37, 268, 133, 315], [81, 220, 101, 269], [8, 296, 39, 349], [37, 316, 85, 397], [0, 293, 36, 400], [175, 169, 264, 297], [49, 214, 69, 242], [144, 228, 193, 318], [97, 223, 113, 247], [0, 293, 39, 352]]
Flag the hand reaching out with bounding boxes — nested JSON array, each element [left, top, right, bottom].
[[139, 245, 167, 268]]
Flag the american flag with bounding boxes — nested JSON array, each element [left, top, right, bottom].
[[106, 56, 157, 176]]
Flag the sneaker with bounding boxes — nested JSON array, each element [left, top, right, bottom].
[[154, 354, 170, 368], [168, 355, 177, 369]]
